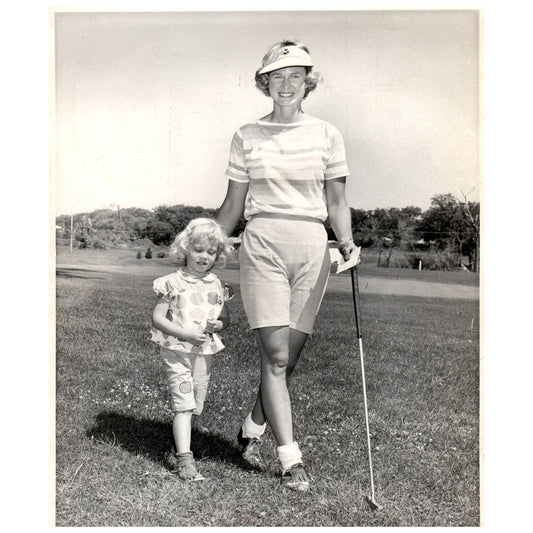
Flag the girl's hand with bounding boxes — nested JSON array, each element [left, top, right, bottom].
[[182, 330, 208, 345], [204, 319, 220, 334]]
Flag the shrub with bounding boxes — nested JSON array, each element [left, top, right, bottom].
[[78, 236, 107, 249], [385, 251, 411, 269], [145, 248, 152, 259], [90, 238, 107, 250], [136, 251, 142, 259], [156, 251, 166, 258], [359, 248, 380, 265], [409, 251, 456, 271]]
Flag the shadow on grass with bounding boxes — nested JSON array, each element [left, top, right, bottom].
[[86, 411, 244, 470], [57, 267, 106, 279]]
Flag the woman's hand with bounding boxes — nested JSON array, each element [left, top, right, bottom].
[[338, 239, 357, 261]]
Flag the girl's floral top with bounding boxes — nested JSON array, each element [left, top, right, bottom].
[[150, 268, 229, 355]]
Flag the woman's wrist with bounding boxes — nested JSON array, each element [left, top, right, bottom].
[[211, 320, 223, 332]]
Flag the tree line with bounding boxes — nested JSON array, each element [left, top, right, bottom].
[[56, 193, 480, 272]]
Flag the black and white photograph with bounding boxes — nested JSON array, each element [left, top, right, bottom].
[[9, 0, 524, 529], [48, 6, 487, 527]]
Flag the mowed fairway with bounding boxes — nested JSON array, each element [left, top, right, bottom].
[[55, 251, 480, 526]]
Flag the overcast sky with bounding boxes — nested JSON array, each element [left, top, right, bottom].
[[53, 9, 479, 216]]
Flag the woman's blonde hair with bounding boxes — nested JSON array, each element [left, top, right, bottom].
[[255, 39, 321, 98], [170, 218, 233, 267]]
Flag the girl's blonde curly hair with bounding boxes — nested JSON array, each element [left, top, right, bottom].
[[170, 218, 234, 267]]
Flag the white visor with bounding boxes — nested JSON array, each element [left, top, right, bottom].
[[258, 45, 314, 75]]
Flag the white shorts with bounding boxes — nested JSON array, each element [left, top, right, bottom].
[[160, 347, 213, 415], [239, 214, 330, 334]]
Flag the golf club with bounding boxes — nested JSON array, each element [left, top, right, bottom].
[[350, 265, 381, 511]]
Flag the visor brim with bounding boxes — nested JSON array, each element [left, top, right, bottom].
[[258, 57, 314, 75]]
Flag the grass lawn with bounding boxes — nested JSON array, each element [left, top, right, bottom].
[[56, 245, 480, 287], [54, 253, 480, 526]]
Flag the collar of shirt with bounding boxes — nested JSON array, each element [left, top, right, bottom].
[[176, 268, 216, 284]]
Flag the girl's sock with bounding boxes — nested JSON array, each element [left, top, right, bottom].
[[241, 412, 266, 440], [277, 441, 303, 472]]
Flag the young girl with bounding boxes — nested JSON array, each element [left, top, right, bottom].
[[150, 218, 233, 481]]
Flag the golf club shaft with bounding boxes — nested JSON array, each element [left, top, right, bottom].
[[350, 268, 377, 501], [358, 336, 377, 500], [350, 265, 363, 339]]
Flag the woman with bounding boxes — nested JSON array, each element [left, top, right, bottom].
[[216, 39, 356, 492]]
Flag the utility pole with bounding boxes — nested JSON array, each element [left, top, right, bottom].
[[70, 215, 73, 253]]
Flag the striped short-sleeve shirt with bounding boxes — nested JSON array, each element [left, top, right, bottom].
[[225, 117, 350, 221]]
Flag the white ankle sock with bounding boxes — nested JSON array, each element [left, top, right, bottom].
[[277, 441, 303, 472], [241, 412, 266, 440]]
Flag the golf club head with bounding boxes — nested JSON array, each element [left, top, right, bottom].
[[365, 495, 381, 510]]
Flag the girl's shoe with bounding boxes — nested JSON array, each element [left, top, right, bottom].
[[281, 463, 310, 492], [237, 428, 265, 470], [175, 451, 205, 482]]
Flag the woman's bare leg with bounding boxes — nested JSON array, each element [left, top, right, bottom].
[[251, 327, 309, 487], [249, 328, 308, 427]]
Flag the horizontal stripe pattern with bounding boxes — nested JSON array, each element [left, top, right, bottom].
[[225, 117, 349, 221]]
